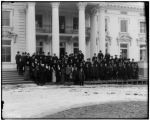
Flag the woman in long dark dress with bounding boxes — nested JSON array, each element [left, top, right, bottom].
[[56, 65, 61, 83], [78, 68, 85, 86], [18, 58, 24, 75], [60, 65, 65, 84], [72, 66, 78, 85], [24, 54, 30, 81], [39, 61, 46, 85], [90, 64, 95, 81]]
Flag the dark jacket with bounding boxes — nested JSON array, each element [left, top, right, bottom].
[[79, 70, 85, 82]]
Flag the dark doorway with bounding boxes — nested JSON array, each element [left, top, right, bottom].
[[60, 48, 65, 57], [36, 15, 43, 27], [73, 17, 78, 30], [60, 42, 66, 57], [59, 16, 65, 33]]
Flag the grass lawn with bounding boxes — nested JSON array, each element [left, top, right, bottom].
[[45, 101, 148, 118]]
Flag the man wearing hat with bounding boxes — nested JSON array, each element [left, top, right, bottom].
[[78, 50, 84, 62], [92, 53, 97, 62], [97, 50, 104, 62], [15, 51, 21, 72]]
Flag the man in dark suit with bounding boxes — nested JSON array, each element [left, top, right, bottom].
[[15, 51, 21, 72], [72, 66, 78, 85], [92, 53, 97, 62], [97, 50, 104, 62], [78, 50, 84, 62], [79, 67, 85, 86]]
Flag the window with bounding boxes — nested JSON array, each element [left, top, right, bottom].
[[140, 45, 146, 61], [60, 42, 66, 56], [140, 13, 144, 16], [105, 43, 109, 54], [120, 11, 127, 15], [59, 16, 65, 33], [36, 15, 43, 27], [140, 22, 146, 33], [2, 11, 10, 26], [120, 20, 128, 32], [120, 43, 128, 59], [105, 18, 108, 32], [2, 40, 11, 62], [73, 17, 78, 30], [73, 42, 79, 54], [60, 42, 65, 48], [36, 41, 43, 53]]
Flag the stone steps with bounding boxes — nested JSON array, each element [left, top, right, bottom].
[[2, 70, 33, 85], [2, 70, 147, 85]]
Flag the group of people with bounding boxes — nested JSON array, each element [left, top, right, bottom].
[[15, 50, 139, 86]]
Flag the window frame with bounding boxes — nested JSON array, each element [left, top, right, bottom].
[[119, 43, 129, 59], [105, 42, 109, 54], [73, 17, 78, 30], [36, 14, 43, 28], [120, 19, 128, 33], [2, 39, 11, 62], [36, 41, 43, 53], [73, 40, 79, 54], [138, 19, 146, 35], [139, 44, 146, 61], [2, 10, 13, 27], [105, 18, 108, 32], [140, 21, 146, 34]]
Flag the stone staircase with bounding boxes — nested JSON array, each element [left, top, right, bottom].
[[2, 70, 148, 85], [2, 70, 34, 85]]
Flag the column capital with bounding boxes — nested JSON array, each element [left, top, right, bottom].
[[77, 2, 87, 10], [51, 2, 60, 8], [90, 7, 98, 16]]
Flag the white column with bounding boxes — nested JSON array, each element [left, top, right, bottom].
[[90, 9, 97, 58], [78, 2, 87, 59], [98, 7, 105, 55], [51, 2, 60, 57], [26, 2, 36, 55]]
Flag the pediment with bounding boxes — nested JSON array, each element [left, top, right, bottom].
[[117, 33, 132, 45], [119, 34, 132, 41], [136, 36, 146, 45]]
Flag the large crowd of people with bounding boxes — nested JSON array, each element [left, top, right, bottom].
[[15, 50, 139, 86]]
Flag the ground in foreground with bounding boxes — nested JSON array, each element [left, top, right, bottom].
[[46, 101, 147, 118]]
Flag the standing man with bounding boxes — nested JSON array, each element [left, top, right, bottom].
[[97, 50, 104, 62], [15, 51, 21, 72], [78, 50, 84, 62], [78, 67, 85, 86], [15, 51, 21, 71], [24, 53, 31, 81], [21, 52, 26, 72], [92, 53, 97, 62], [72, 66, 78, 85]]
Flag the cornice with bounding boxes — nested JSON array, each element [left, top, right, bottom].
[[98, 2, 144, 12], [2, 2, 27, 10]]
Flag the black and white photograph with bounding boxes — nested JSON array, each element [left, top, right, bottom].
[[1, 1, 149, 119]]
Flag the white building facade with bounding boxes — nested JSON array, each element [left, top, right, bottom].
[[2, 2, 147, 69]]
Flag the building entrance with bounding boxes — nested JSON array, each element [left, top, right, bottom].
[[60, 42, 66, 57]]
